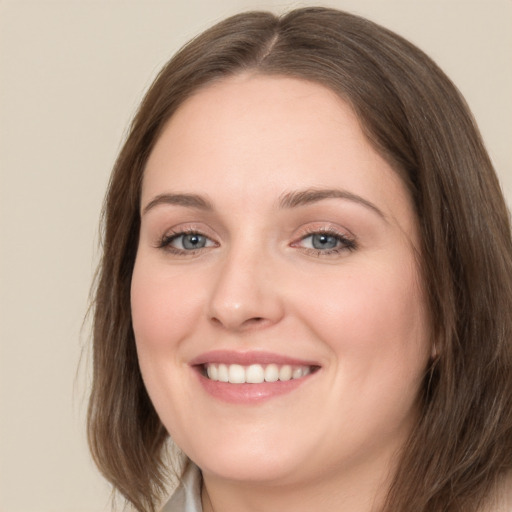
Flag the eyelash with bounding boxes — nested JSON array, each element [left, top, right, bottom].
[[157, 227, 357, 257], [291, 227, 357, 257], [157, 228, 216, 255]]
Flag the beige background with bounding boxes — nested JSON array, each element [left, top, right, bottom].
[[0, 1, 510, 511]]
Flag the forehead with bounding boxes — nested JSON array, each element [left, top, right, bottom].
[[146, 73, 364, 171], [142, 74, 415, 233]]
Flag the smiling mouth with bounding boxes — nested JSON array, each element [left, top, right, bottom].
[[202, 363, 319, 384]]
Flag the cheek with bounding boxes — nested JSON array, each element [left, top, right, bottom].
[[298, 258, 429, 375], [130, 259, 203, 422], [298, 259, 430, 449], [131, 259, 198, 343]]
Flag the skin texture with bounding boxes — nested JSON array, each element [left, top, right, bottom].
[[131, 74, 432, 512]]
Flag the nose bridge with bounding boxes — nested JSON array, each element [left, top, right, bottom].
[[208, 236, 283, 331]]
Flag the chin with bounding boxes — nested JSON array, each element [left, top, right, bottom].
[[179, 431, 309, 484], [198, 456, 301, 484]]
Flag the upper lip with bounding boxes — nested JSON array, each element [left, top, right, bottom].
[[189, 350, 320, 367]]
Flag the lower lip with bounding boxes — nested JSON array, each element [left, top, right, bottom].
[[195, 371, 315, 404]]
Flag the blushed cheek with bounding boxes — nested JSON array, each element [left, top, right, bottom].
[[302, 264, 429, 366], [131, 263, 179, 353], [130, 261, 208, 359], [131, 279, 163, 351]]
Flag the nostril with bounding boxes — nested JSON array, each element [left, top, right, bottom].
[[246, 317, 265, 325], [210, 315, 267, 330], [239, 317, 269, 329]]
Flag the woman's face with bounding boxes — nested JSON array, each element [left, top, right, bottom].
[[131, 75, 431, 487]]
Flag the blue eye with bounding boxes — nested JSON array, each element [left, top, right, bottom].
[[298, 231, 356, 254], [159, 231, 216, 253], [177, 233, 208, 250], [309, 233, 339, 250]]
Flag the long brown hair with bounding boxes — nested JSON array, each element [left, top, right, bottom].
[[88, 7, 512, 512]]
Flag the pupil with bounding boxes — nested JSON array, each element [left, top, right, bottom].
[[312, 233, 337, 250], [183, 234, 206, 250]]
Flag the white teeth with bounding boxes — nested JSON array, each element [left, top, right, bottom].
[[246, 364, 265, 383], [292, 367, 303, 379], [204, 363, 314, 383], [218, 364, 229, 382], [264, 364, 279, 382], [207, 364, 218, 380], [228, 364, 245, 384], [279, 365, 292, 381]]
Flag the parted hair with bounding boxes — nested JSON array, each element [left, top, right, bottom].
[[87, 7, 512, 512]]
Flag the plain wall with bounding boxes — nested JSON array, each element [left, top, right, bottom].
[[0, 1, 510, 511]]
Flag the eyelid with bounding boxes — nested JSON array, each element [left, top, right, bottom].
[[156, 224, 219, 254], [153, 222, 356, 257], [290, 224, 357, 255], [292, 222, 355, 240]]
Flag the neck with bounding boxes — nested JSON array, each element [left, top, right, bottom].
[[200, 453, 396, 512]]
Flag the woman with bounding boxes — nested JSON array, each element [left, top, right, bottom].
[[87, 7, 512, 512]]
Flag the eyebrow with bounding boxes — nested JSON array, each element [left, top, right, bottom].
[[142, 193, 214, 215], [142, 188, 386, 220], [278, 188, 387, 220]]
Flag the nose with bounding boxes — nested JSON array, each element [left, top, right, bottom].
[[207, 246, 285, 332]]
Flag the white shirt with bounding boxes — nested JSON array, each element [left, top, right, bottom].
[[161, 464, 203, 512]]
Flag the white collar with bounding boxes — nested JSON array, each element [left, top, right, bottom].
[[161, 463, 202, 512]]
